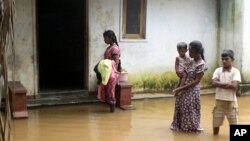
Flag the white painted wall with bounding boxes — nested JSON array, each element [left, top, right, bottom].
[[242, 0, 250, 82], [88, 0, 218, 91]]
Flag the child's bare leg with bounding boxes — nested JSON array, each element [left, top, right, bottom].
[[173, 78, 182, 96], [174, 73, 186, 96]]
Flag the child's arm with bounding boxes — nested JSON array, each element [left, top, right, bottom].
[[213, 78, 239, 90], [175, 57, 179, 72], [175, 57, 181, 77]]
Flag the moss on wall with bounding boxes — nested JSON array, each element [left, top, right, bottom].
[[128, 72, 179, 92], [128, 68, 215, 93]]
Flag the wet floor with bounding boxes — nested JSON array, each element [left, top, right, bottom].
[[12, 95, 250, 141]]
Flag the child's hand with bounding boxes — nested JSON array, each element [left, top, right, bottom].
[[172, 89, 176, 95], [172, 88, 181, 96]]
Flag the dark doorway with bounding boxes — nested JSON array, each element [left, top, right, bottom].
[[37, 0, 88, 92]]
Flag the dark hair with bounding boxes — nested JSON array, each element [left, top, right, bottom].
[[177, 42, 187, 51], [221, 49, 234, 60], [189, 40, 205, 61], [103, 30, 119, 46]]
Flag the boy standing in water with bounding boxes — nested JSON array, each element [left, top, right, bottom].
[[212, 49, 241, 135], [175, 42, 191, 91]]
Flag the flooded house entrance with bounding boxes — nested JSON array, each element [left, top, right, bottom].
[[37, 0, 88, 93]]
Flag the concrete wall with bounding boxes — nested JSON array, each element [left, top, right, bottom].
[[242, 0, 250, 82], [8, 0, 36, 96], [218, 0, 250, 83], [218, 0, 243, 70], [88, 0, 218, 91]]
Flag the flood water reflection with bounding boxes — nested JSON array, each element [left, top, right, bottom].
[[12, 95, 250, 141]]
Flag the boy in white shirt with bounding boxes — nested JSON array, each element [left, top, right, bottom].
[[212, 49, 241, 135]]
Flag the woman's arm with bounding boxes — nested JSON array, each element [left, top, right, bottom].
[[173, 72, 204, 94], [175, 57, 179, 70], [112, 54, 120, 63], [175, 57, 182, 77], [111, 46, 120, 65]]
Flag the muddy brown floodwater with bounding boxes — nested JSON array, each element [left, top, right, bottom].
[[12, 95, 250, 141]]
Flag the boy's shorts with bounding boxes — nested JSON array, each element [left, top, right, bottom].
[[213, 99, 238, 127]]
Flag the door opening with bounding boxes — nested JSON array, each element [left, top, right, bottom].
[[37, 0, 88, 92]]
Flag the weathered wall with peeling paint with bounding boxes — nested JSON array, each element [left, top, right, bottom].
[[7, 0, 36, 96], [218, 0, 250, 83], [218, 0, 243, 70], [242, 0, 250, 82], [88, 0, 218, 91]]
